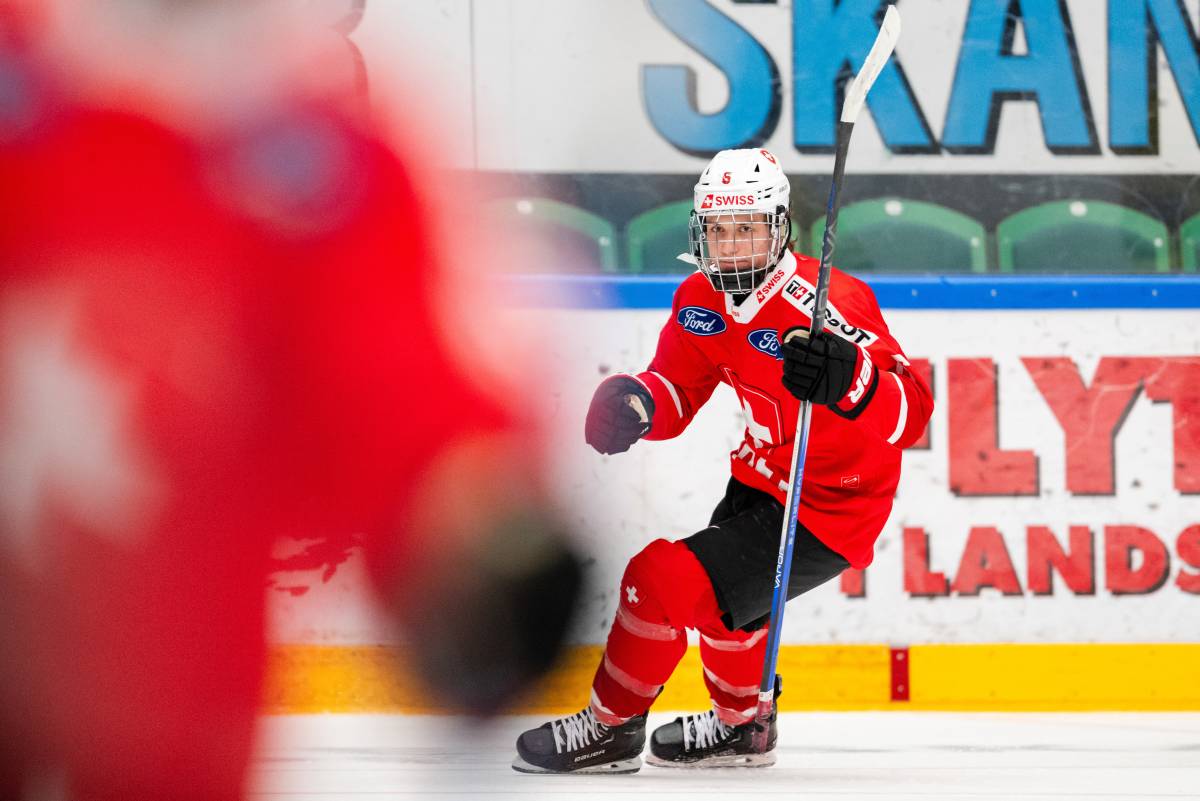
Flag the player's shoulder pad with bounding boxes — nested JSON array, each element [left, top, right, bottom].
[[672, 269, 717, 306]]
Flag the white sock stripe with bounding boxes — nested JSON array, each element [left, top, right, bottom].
[[887, 370, 908, 445], [603, 654, 663, 698], [700, 628, 767, 652], [615, 605, 681, 642], [589, 689, 628, 727], [702, 666, 759, 698], [646, 371, 684, 418], [711, 701, 757, 726]]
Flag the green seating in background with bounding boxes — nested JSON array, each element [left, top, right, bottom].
[[997, 201, 1170, 273], [483, 198, 617, 273], [1181, 213, 1200, 273], [625, 199, 696, 274], [809, 198, 987, 273]]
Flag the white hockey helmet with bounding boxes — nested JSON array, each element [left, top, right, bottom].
[[689, 148, 791, 294]]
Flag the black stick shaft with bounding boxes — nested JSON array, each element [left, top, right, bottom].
[[750, 119, 856, 753]]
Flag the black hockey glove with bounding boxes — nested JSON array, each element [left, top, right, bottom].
[[584, 375, 655, 455], [780, 327, 879, 418], [401, 510, 583, 717]]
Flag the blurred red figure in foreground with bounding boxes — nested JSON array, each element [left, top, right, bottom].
[[0, 4, 580, 799]]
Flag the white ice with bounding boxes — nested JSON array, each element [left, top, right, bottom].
[[248, 712, 1200, 801]]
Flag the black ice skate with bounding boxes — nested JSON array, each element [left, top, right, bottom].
[[647, 678, 780, 768], [512, 707, 646, 774]]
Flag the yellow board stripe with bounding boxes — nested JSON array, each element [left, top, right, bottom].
[[262, 643, 1200, 714], [910, 643, 1200, 711]]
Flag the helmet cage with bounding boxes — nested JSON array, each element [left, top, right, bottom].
[[689, 206, 790, 294]]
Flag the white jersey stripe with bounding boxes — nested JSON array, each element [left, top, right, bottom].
[[646, 371, 684, 419], [886, 371, 908, 445]]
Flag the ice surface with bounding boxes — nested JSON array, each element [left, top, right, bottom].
[[248, 712, 1200, 800]]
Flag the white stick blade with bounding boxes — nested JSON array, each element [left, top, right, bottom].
[[839, 5, 901, 123]]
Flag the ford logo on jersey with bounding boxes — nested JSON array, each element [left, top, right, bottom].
[[748, 329, 781, 359], [677, 306, 726, 336]]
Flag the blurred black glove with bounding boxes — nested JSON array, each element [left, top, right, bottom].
[[584, 375, 654, 455], [401, 509, 584, 717], [780, 327, 877, 417]]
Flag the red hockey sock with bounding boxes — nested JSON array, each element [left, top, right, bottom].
[[697, 619, 769, 725], [590, 539, 723, 724]]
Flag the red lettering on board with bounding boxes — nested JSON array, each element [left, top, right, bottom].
[[840, 568, 865, 597], [1142, 357, 1200, 494], [1105, 525, 1170, 595], [952, 526, 1023, 595], [1026, 525, 1095, 595], [903, 527, 948, 596], [1175, 525, 1200, 595], [1024, 357, 1144, 495], [908, 358, 933, 450], [947, 359, 1038, 495]]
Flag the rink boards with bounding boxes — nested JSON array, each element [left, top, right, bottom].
[[266, 276, 1200, 712]]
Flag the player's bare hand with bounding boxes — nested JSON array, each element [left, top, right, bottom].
[[585, 375, 655, 454]]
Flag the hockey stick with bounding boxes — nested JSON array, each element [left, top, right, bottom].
[[751, 5, 901, 753]]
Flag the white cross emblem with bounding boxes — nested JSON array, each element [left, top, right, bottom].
[[0, 286, 164, 571], [625, 585, 639, 605], [740, 398, 772, 447]]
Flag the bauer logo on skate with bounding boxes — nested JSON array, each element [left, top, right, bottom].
[[676, 306, 726, 336]]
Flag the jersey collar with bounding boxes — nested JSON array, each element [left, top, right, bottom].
[[723, 251, 797, 325]]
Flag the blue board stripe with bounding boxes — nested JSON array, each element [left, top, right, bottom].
[[507, 274, 1200, 309]]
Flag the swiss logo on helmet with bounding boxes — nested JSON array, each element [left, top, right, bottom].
[[702, 194, 756, 208], [760, 149, 777, 164], [721, 171, 732, 184]]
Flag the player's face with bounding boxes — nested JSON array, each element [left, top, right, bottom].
[[704, 212, 774, 272]]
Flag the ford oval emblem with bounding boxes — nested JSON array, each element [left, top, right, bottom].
[[748, 328, 781, 359], [676, 306, 726, 336]]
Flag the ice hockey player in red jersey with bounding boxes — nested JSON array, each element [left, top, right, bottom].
[[513, 148, 932, 774], [0, 4, 581, 799]]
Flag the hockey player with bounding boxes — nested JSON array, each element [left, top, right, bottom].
[[0, 5, 580, 799], [513, 148, 933, 773]]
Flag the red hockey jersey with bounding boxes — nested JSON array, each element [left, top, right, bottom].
[[625, 251, 932, 569]]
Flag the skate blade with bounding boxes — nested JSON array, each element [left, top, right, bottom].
[[645, 751, 776, 769], [511, 755, 642, 775]]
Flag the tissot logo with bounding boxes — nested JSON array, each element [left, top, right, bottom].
[[677, 306, 726, 335], [748, 329, 781, 359], [781, 277, 879, 346]]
